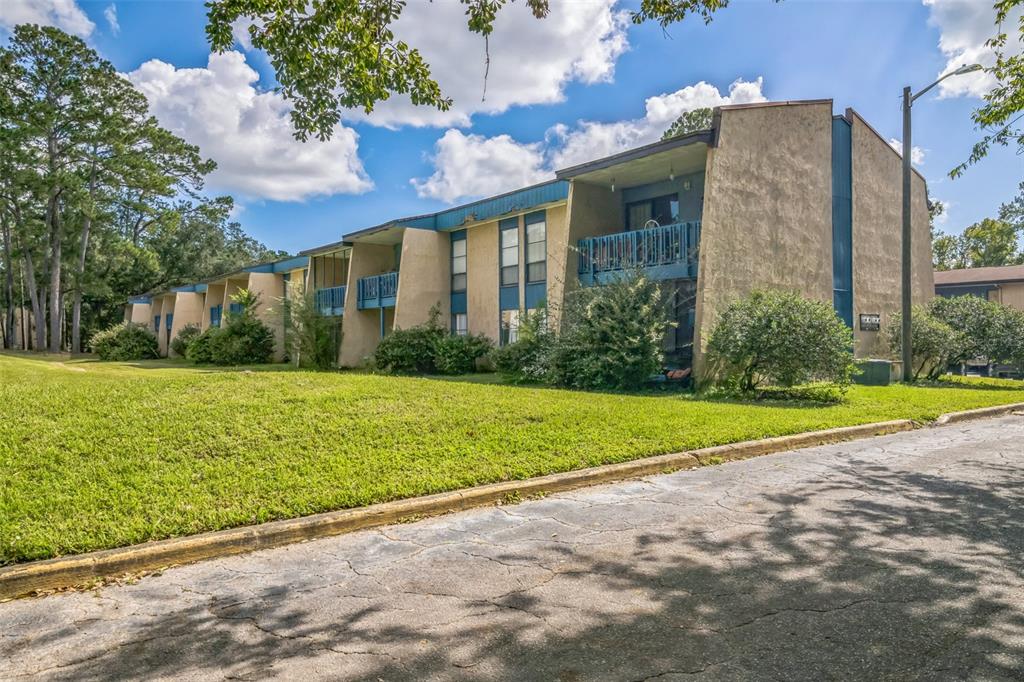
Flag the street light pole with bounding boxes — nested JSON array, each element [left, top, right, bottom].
[[901, 87, 913, 382], [900, 63, 982, 383]]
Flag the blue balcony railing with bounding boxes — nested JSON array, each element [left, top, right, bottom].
[[315, 285, 347, 316], [357, 271, 399, 309], [577, 221, 700, 286], [209, 304, 223, 328], [228, 302, 244, 316]]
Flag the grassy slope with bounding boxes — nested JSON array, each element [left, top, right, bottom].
[[2, 352, 1023, 564]]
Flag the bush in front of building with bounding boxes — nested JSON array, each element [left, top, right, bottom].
[[208, 290, 275, 365], [434, 332, 494, 375], [170, 324, 202, 357], [185, 328, 217, 364], [706, 290, 856, 394], [282, 287, 340, 370], [549, 275, 674, 390], [887, 306, 966, 381], [491, 275, 674, 391], [491, 308, 556, 383], [928, 294, 1004, 365], [373, 306, 446, 374], [89, 322, 160, 361]]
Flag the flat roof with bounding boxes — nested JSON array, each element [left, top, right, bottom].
[[934, 265, 1024, 286]]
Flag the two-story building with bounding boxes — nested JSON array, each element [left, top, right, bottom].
[[128, 100, 933, 378]]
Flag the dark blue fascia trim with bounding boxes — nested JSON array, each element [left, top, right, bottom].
[[128, 296, 151, 305], [450, 229, 467, 241]]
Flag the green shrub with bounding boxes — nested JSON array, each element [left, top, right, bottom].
[[373, 305, 445, 373], [281, 286, 340, 370], [888, 306, 965, 381], [706, 289, 856, 393], [550, 274, 674, 390], [434, 333, 493, 375], [491, 307, 556, 383], [185, 328, 217, 364], [170, 324, 201, 358], [206, 289, 275, 365], [89, 322, 159, 361]]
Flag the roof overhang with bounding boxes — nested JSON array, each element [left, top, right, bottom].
[[555, 131, 712, 188]]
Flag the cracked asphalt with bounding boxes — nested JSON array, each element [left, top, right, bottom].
[[3, 416, 1024, 680]]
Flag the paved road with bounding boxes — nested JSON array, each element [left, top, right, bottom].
[[3, 417, 1024, 681]]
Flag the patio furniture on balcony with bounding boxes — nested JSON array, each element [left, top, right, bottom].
[[357, 271, 399, 310], [577, 221, 701, 286]]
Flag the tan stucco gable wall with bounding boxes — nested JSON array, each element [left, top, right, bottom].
[[168, 292, 204, 357], [692, 101, 835, 380], [201, 283, 226, 331], [339, 242, 396, 367], [154, 295, 174, 356], [394, 229, 450, 330], [848, 111, 933, 358], [125, 302, 151, 325], [466, 221, 499, 341], [247, 272, 286, 361], [552, 192, 611, 329]]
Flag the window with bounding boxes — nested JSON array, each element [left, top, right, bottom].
[[500, 309, 520, 345], [452, 313, 468, 336], [500, 222, 519, 287], [625, 193, 680, 231], [525, 216, 546, 283], [451, 235, 467, 292]]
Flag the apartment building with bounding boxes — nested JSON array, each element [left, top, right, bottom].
[[128, 100, 933, 378]]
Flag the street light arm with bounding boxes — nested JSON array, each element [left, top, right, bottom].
[[911, 64, 984, 103]]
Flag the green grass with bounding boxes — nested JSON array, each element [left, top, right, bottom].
[[2, 352, 1023, 565]]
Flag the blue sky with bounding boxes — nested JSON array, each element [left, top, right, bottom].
[[3, 0, 1020, 254]]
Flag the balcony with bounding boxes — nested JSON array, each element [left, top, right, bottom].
[[577, 221, 701, 286], [357, 271, 398, 310], [315, 285, 346, 316]]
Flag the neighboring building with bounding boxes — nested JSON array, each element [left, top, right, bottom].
[[935, 265, 1024, 309], [125, 100, 932, 378]]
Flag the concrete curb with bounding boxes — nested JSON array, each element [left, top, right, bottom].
[[932, 402, 1024, 426], [0, 416, 957, 601]]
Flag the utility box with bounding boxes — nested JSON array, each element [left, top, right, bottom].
[[855, 359, 901, 386]]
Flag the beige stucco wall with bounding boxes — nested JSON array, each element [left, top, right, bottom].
[[466, 220, 500, 341], [222, 277, 246, 311], [246, 272, 286, 361], [991, 282, 1024, 311], [394, 229, 450, 330], [202, 283, 226, 330], [339, 242, 397, 367], [125, 302, 152, 326], [692, 102, 835, 380], [849, 111, 933, 358], [557, 184, 621, 329], [167, 292, 204, 357], [154, 295, 174, 357]]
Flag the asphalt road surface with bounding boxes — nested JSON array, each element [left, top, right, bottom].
[[3, 416, 1023, 680]]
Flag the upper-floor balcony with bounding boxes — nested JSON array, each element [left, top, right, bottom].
[[577, 221, 701, 286], [357, 271, 398, 309], [314, 285, 346, 316]]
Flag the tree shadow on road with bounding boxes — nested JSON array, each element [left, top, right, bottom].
[[12, 452, 1024, 680]]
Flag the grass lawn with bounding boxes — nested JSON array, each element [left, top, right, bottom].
[[2, 352, 1023, 565]]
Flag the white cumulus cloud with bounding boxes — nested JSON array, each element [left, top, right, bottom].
[[355, 0, 629, 128], [0, 0, 94, 36], [412, 77, 768, 203], [549, 78, 766, 168], [888, 138, 926, 166], [411, 130, 550, 203], [103, 3, 118, 36], [924, 0, 1024, 98], [126, 51, 373, 202]]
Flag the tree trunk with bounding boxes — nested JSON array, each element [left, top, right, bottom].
[[71, 163, 98, 354], [22, 252, 46, 351], [1, 212, 14, 349]]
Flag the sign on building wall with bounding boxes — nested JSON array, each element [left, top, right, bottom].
[[859, 313, 881, 332]]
